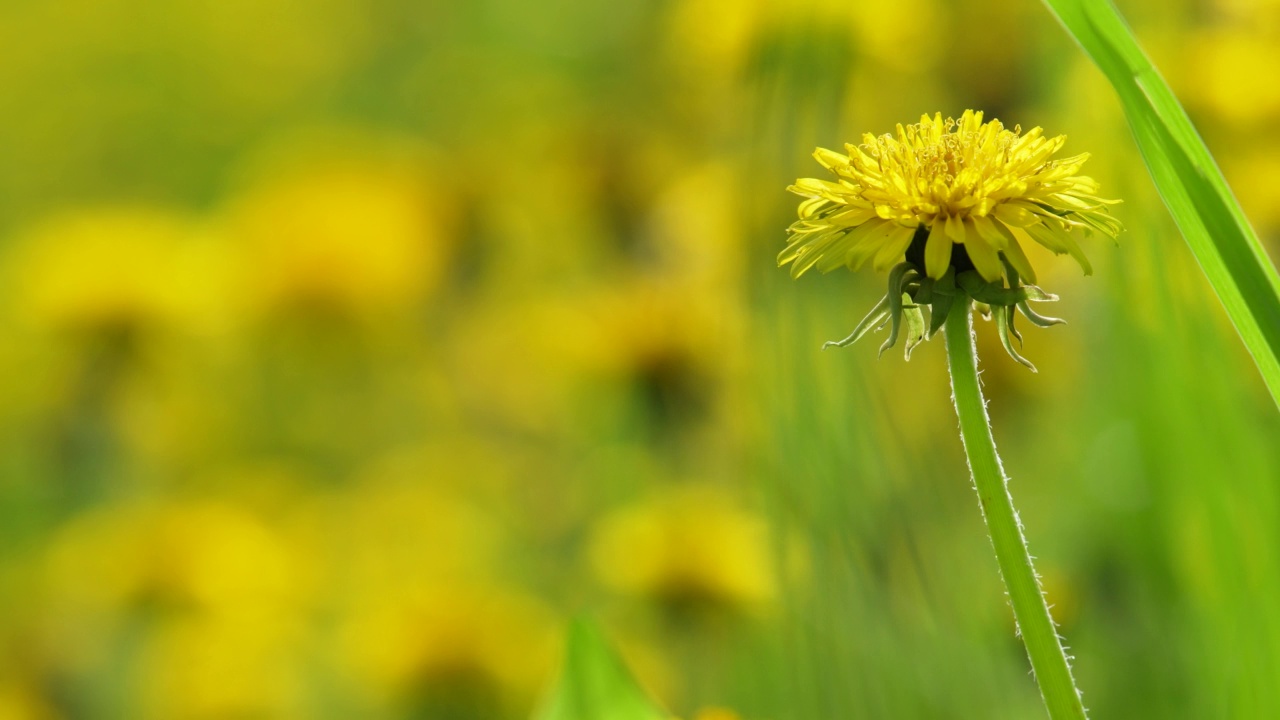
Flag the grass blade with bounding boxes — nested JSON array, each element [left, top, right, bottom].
[[534, 619, 670, 720], [1040, 0, 1280, 408]]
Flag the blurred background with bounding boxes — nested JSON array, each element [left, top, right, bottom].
[[0, 0, 1278, 718]]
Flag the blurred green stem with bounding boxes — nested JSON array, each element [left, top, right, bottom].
[[944, 299, 1086, 720]]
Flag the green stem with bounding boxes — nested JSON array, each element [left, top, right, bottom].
[[943, 298, 1087, 720]]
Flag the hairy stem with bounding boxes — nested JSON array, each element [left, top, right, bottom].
[[944, 298, 1087, 720]]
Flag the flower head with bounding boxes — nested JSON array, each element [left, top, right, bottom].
[[780, 110, 1121, 283], [781, 111, 1123, 371]]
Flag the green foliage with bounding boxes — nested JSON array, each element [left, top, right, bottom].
[[535, 620, 671, 720], [1041, 0, 1280, 408]]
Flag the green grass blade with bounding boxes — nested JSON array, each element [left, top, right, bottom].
[[533, 619, 671, 720], [1040, 0, 1280, 408]]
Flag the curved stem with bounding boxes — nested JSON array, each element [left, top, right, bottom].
[[944, 298, 1087, 720]]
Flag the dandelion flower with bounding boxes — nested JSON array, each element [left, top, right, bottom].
[[777, 113, 1115, 718], [780, 110, 1121, 284]]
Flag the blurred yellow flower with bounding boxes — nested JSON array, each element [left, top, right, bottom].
[[42, 502, 311, 672], [646, 163, 745, 299], [321, 478, 503, 593], [449, 162, 750, 440], [843, 0, 943, 72], [588, 486, 775, 612], [338, 584, 556, 712], [281, 471, 558, 712], [1188, 30, 1280, 126], [153, 503, 309, 610], [450, 275, 736, 440], [575, 278, 726, 379], [664, 0, 764, 79], [782, 110, 1122, 283], [665, 0, 942, 80], [9, 208, 231, 335], [228, 147, 449, 318], [137, 613, 306, 720], [32, 500, 318, 719], [1223, 149, 1280, 234]]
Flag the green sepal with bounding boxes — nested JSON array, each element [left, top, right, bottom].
[[1017, 300, 1067, 328], [903, 302, 927, 360], [823, 295, 889, 349], [924, 269, 955, 337], [1020, 285, 1060, 302], [958, 270, 1024, 306], [929, 291, 954, 337], [913, 276, 935, 304], [995, 304, 1037, 372], [927, 268, 957, 337], [1007, 303, 1024, 347], [822, 255, 1064, 369], [878, 263, 916, 358]]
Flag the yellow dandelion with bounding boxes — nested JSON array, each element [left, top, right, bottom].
[[780, 110, 1121, 284]]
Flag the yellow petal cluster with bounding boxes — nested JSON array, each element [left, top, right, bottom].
[[781, 110, 1122, 283]]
